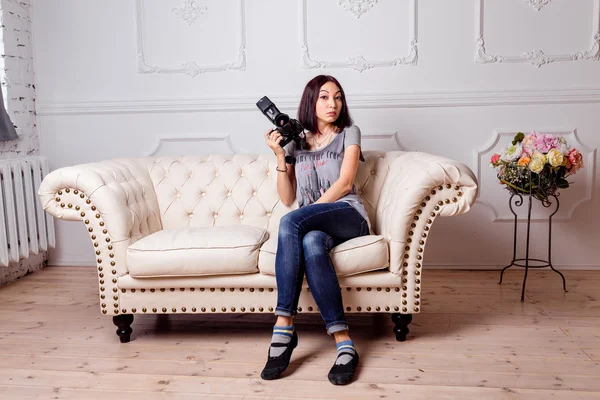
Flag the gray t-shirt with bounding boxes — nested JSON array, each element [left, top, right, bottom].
[[284, 125, 370, 228]]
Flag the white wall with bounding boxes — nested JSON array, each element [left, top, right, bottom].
[[0, 0, 38, 155], [32, 0, 600, 270], [0, 0, 46, 285]]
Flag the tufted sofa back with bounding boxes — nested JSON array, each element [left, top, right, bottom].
[[142, 152, 394, 236]]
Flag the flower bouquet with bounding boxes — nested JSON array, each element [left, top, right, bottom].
[[490, 132, 584, 205]]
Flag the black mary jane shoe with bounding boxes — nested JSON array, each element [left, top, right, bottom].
[[260, 330, 298, 380], [327, 351, 359, 385]]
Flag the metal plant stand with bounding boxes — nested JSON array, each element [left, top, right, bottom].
[[498, 192, 567, 302]]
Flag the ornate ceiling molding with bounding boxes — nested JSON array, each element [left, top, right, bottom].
[[523, 0, 552, 12], [171, 0, 208, 26], [135, 0, 246, 76], [338, 0, 379, 19], [476, 0, 600, 67], [300, 0, 418, 72]]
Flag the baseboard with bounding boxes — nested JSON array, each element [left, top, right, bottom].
[[424, 264, 600, 270], [47, 261, 600, 270], [48, 260, 97, 267]]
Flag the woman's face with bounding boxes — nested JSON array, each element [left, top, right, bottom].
[[315, 81, 342, 128]]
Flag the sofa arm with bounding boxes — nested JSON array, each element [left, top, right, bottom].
[[376, 151, 478, 277], [38, 159, 162, 282]]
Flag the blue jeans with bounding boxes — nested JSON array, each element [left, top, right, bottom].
[[274, 202, 370, 335]]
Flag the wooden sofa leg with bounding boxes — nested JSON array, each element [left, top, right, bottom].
[[112, 314, 134, 343], [391, 313, 412, 342]]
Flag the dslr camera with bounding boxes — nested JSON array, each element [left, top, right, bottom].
[[256, 96, 306, 149]]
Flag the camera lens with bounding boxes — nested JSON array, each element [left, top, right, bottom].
[[274, 114, 289, 127]]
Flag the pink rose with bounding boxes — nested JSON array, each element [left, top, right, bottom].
[[490, 153, 501, 165], [568, 149, 583, 174], [522, 132, 538, 146], [543, 134, 559, 151], [522, 132, 538, 156], [532, 134, 555, 153]]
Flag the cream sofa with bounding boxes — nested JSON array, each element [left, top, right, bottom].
[[39, 151, 478, 343]]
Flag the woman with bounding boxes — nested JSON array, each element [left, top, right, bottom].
[[261, 75, 370, 385]]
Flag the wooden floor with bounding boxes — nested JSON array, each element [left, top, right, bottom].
[[0, 267, 599, 400]]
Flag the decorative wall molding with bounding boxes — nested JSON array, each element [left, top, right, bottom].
[[524, 0, 552, 12], [474, 128, 597, 222], [362, 132, 408, 151], [135, 0, 246, 76], [143, 132, 403, 157], [476, 0, 600, 67], [338, 0, 378, 19], [171, 0, 208, 26], [144, 133, 247, 157], [300, 0, 417, 71], [36, 87, 600, 115]]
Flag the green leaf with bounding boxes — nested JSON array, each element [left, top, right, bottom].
[[556, 179, 569, 189], [512, 132, 525, 145]]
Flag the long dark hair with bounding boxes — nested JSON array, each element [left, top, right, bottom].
[[298, 75, 353, 135]]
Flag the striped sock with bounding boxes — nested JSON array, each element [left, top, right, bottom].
[[270, 325, 294, 357], [335, 340, 356, 365]]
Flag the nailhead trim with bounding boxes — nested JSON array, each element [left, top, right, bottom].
[[68, 190, 123, 315], [111, 304, 422, 314], [71, 175, 440, 318]]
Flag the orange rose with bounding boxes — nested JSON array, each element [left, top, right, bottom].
[[517, 156, 531, 167]]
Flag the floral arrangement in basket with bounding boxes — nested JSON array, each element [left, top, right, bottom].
[[490, 132, 584, 205]]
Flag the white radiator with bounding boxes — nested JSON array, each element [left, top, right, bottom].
[[0, 156, 55, 266]]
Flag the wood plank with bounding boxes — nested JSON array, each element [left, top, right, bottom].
[[2, 351, 599, 382], [2, 369, 600, 399], [1, 267, 599, 398], [2, 385, 599, 400]]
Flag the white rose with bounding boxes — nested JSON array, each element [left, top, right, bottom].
[[547, 148, 564, 167], [529, 157, 544, 174], [501, 143, 523, 162], [532, 151, 547, 164]]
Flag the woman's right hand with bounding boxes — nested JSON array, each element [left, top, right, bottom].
[[264, 129, 286, 157]]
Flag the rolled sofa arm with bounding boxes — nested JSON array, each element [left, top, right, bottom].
[[375, 151, 478, 277], [38, 159, 163, 284]]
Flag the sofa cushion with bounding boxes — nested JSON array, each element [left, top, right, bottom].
[[127, 226, 268, 278], [258, 234, 389, 277]]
